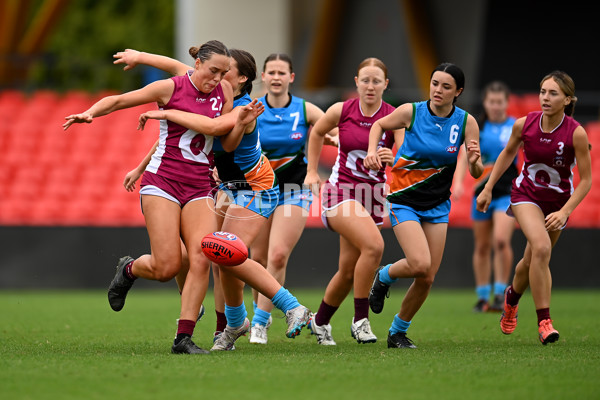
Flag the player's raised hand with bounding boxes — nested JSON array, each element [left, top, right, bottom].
[[237, 99, 264, 126], [113, 49, 141, 71], [465, 139, 481, 165], [63, 112, 93, 131]]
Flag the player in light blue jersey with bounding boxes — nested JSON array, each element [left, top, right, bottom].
[[365, 63, 483, 349], [249, 53, 338, 344], [454, 81, 517, 313]]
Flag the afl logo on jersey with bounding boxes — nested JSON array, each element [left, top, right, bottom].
[[290, 132, 303, 140], [445, 146, 458, 153]]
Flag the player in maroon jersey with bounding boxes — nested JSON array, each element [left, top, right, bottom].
[[114, 47, 312, 351], [476, 71, 592, 345], [303, 58, 402, 345], [64, 40, 261, 354]]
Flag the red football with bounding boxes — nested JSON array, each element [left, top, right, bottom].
[[201, 231, 248, 266]]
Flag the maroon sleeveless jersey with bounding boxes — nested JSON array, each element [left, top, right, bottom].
[[146, 72, 224, 186], [512, 111, 580, 204], [329, 98, 395, 187]]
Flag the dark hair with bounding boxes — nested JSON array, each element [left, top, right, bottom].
[[356, 57, 388, 79], [540, 70, 577, 117], [189, 40, 230, 62], [431, 62, 465, 104], [230, 49, 256, 95], [263, 53, 293, 73], [477, 80, 511, 127]]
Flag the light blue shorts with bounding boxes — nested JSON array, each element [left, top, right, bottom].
[[471, 194, 510, 221], [220, 185, 280, 218], [387, 200, 451, 227], [278, 187, 313, 211]]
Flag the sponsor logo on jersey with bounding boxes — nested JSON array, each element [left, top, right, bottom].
[[553, 156, 565, 167], [212, 231, 238, 241], [359, 121, 372, 128], [540, 137, 552, 144], [445, 146, 458, 153], [290, 132, 303, 140], [196, 97, 206, 103]]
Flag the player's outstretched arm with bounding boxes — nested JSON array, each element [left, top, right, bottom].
[[114, 49, 190, 76]]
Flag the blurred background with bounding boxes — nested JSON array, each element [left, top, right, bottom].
[[0, 0, 598, 289]]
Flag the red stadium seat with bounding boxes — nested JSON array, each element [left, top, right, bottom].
[[0, 198, 35, 225], [568, 197, 599, 228], [506, 94, 523, 119], [585, 122, 600, 151], [28, 90, 60, 110], [0, 90, 26, 121], [519, 93, 540, 115]]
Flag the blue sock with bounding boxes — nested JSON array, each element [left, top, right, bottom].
[[224, 303, 247, 328], [253, 301, 257, 313], [251, 307, 271, 327], [379, 264, 398, 286], [476, 284, 491, 301], [271, 287, 300, 314], [390, 315, 411, 334], [494, 282, 507, 296]]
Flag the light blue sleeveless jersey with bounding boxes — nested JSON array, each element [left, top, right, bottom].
[[257, 94, 310, 185], [388, 101, 468, 210]]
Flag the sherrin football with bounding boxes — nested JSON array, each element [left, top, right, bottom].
[[201, 231, 248, 266]]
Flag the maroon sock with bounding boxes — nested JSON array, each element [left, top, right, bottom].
[[123, 261, 137, 281], [315, 300, 338, 326], [505, 285, 522, 307], [215, 311, 227, 333], [353, 298, 369, 322], [177, 319, 196, 336], [536, 308, 551, 325]]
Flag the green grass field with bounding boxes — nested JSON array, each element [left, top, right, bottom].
[[1, 288, 599, 400]]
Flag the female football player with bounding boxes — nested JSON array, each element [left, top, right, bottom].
[[364, 63, 484, 348], [477, 71, 591, 344]]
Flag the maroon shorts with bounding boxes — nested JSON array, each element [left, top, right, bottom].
[[321, 181, 387, 226], [509, 190, 569, 228], [140, 171, 215, 207]]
